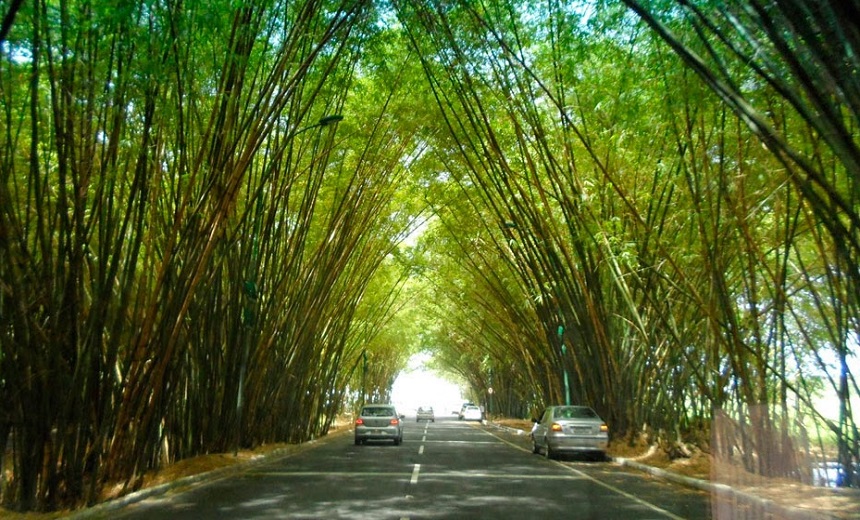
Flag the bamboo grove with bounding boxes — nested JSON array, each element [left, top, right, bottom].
[[0, 0, 858, 512], [395, 0, 859, 489]]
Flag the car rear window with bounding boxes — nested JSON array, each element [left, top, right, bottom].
[[556, 406, 597, 419], [362, 407, 394, 417]]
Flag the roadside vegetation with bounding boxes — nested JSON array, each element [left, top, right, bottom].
[[0, 0, 857, 513]]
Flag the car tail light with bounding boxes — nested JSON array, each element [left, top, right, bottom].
[[600, 424, 608, 433], [551, 423, 563, 432], [390, 418, 400, 425], [355, 418, 364, 426]]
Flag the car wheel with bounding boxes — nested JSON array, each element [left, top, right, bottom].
[[394, 437, 402, 446], [354, 438, 361, 446], [544, 439, 554, 460], [532, 439, 540, 454]]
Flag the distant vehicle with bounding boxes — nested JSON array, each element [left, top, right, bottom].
[[530, 405, 608, 460], [458, 402, 476, 420], [461, 405, 482, 421], [417, 406, 435, 422], [354, 404, 404, 445]]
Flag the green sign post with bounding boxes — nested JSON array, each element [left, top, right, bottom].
[[559, 324, 570, 406]]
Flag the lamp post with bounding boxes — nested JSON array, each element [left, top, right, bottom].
[[503, 219, 571, 407], [234, 113, 343, 454], [361, 349, 368, 406], [559, 324, 570, 406]]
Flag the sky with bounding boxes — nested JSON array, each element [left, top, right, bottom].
[[390, 353, 465, 415]]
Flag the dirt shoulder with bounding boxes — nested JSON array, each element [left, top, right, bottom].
[[4, 420, 858, 519], [494, 418, 860, 520], [0, 428, 351, 519]]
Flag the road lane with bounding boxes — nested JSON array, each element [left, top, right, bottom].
[[105, 416, 710, 519]]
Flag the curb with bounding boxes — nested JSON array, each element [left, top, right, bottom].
[[62, 423, 843, 520], [63, 431, 346, 519], [487, 421, 527, 436], [616, 458, 837, 520], [488, 421, 837, 520]]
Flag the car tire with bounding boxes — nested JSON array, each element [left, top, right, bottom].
[[532, 439, 540, 454], [544, 439, 554, 460], [354, 438, 361, 446], [394, 437, 402, 446]]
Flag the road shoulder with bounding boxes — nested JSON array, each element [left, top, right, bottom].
[[487, 420, 857, 520]]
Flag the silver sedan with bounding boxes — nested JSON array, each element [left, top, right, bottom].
[[531, 405, 608, 460], [354, 404, 404, 445]]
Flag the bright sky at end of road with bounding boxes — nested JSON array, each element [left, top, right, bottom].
[[391, 353, 464, 415]]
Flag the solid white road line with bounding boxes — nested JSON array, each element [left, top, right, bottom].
[[477, 427, 686, 520], [422, 440, 497, 444]]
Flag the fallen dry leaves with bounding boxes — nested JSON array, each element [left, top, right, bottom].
[[494, 417, 860, 519]]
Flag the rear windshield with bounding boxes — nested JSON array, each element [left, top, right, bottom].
[[361, 406, 395, 417], [555, 406, 597, 419]]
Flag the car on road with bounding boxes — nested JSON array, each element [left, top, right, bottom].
[[461, 404, 482, 421], [458, 402, 475, 419], [354, 404, 404, 445], [530, 405, 608, 460], [417, 406, 435, 422]]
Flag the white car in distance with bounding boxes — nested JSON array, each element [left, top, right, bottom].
[[461, 405, 482, 421]]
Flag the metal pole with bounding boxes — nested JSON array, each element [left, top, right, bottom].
[[488, 366, 494, 418], [559, 324, 570, 406], [234, 114, 343, 454], [362, 349, 367, 406]]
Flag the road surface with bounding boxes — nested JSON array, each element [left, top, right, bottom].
[[104, 415, 709, 519]]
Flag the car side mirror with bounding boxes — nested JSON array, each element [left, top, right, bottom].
[[532, 418, 539, 424]]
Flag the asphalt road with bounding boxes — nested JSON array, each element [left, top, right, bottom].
[[106, 415, 710, 519]]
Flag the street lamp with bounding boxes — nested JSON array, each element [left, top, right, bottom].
[[317, 114, 344, 126], [361, 349, 368, 406], [502, 219, 571, 406], [234, 113, 344, 454], [559, 324, 570, 406]]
